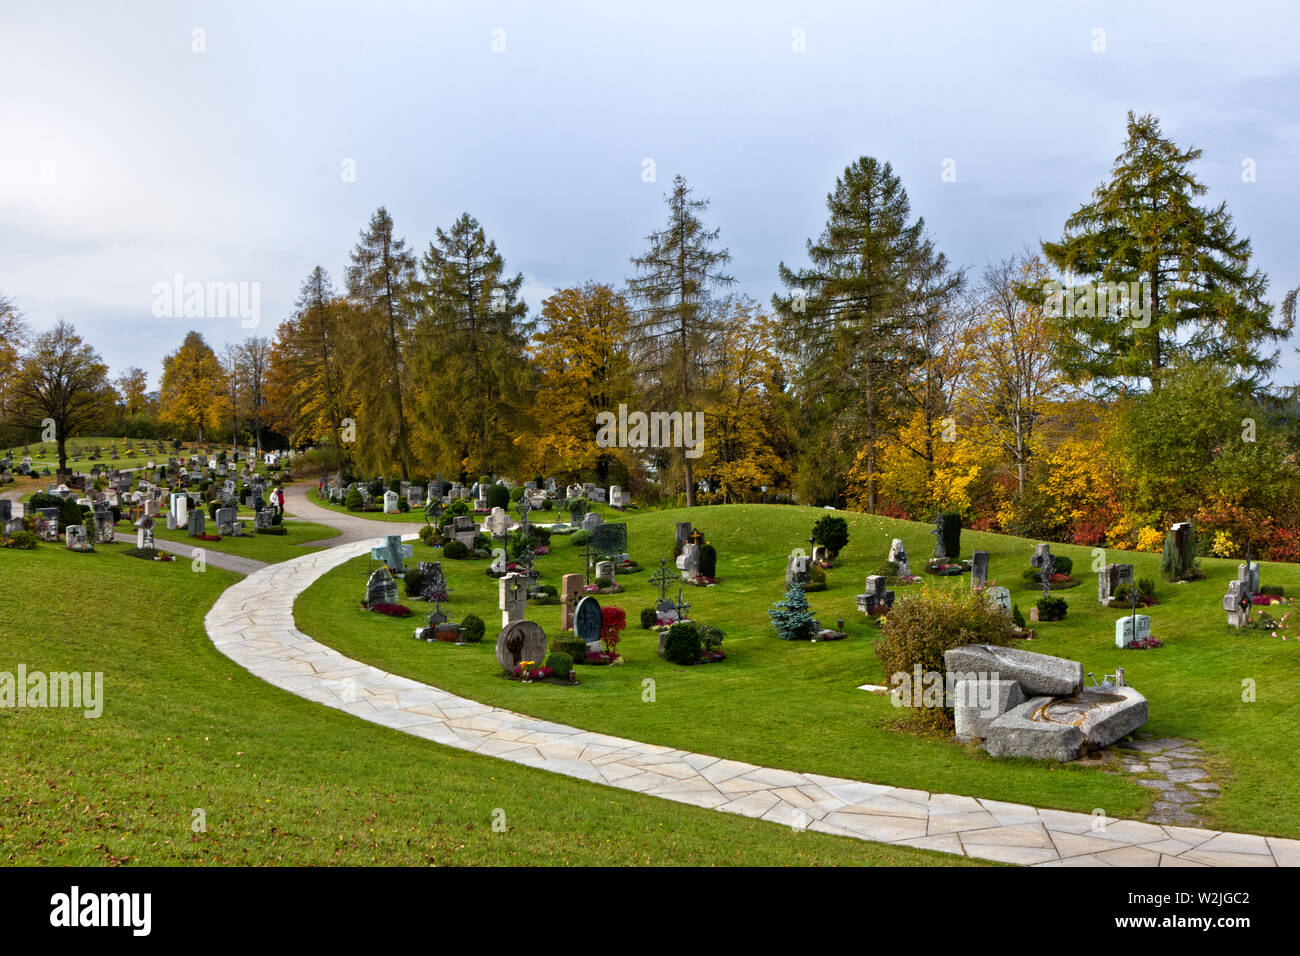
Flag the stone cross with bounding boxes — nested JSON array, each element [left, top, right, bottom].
[[485, 507, 512, 539], [499, 572, 527, 628], [1030, 543, 1055, 597], [560, 573, 584, 630]]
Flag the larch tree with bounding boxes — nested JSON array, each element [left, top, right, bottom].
[[344, 207, 417, 480], [1042, 111, 1286, 393], [413, 212, 531, 480], [159, 330, 225, 441], [627, 174, 734, 507], [773, 156, 937, 511]]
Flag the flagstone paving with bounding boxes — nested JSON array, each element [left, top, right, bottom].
[[204, 534, 1298, 867]]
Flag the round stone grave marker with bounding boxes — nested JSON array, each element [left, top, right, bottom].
[[574, 595, 602, 645], [495, 620, 547, 672]]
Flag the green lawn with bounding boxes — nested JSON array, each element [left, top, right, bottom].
[[294, 504, 1300, 839], [0, 539, 971, 866], [153, 517, 342, 562]]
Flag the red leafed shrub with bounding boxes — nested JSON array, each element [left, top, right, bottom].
[[370, 603, 411, 617], [1050, 572, 1071, 583], [1266, 527, 1300, 564], [600, 605, 626, 652], [970, 515, 999, 533], [877, 501, 911, 521], [1068, 514, 1109, 546]]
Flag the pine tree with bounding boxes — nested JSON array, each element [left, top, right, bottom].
[[627, 175, 734, 507], [343, 207, 417, 479], [413, 212, 532, 480], [773, 157, 947, 511], [1042, 112, 1286, 393], [769, 580, 817, 641]]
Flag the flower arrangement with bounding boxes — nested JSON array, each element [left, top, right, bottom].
[[1122, 637, 1163, 650], [513, 661, 553, 682]]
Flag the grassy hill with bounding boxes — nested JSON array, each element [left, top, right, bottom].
[[295, 503, 1300, 839]]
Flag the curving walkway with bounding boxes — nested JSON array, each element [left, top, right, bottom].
[[204, 533, 1299, 867]]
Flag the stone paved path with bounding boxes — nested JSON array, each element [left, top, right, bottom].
[[152, 536, 268, 576], [282, 483, 422, 546], [204, 534, 1299, 867]]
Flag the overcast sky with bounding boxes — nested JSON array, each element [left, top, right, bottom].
[[3, 0, 1298, 389]]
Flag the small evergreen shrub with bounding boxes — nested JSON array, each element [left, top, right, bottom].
[[1036, 595, 1068, 621], [1260, 584, 1285, 597], [509, 486, 525, 502], [1012, 604, 1026, 629], [594, 576, 612, 589], [699, 543, 717, 578], [805, 565, 827, 592], [697, 624, 725, 652], [403, 570, 425, 597], [543, 651, 573, 679], [486, 484, 509, 510], [1054, 555, 1073, 576], [769, 581, 817, 641], [811, 514, 849, 556], [640, 607, 658, 629], [460, 614, 485, 643], [418, 525, 439, 547], [345, 489, 363, 511], [549, 634, 588, 663], [570, 529, 593, 546], [663, 622, 702, 665], [443, 540, 469, 559]]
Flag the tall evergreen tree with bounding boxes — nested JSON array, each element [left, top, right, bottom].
[[1042, 112, 1285, 393], [627, 175, 734, 507], [344, 207, 417, 479], [413, 212, 531, 479], [773, 157, 941, 511]]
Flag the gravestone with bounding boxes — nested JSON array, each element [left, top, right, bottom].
[[419, 561, 447, 602], [188, 510, 206, 536], [499, 572, 527, 628], [1030, 543, 1055, 595], [1097, 563, 1134, 604], [1238, 561, 1259, 596], [495, 619, 547, 672], [985, 585, 1012, 616], [134, 516, 155, 550], [1224, 580, 1250, 628], [0, 500, 10, 522], [449, 514, 478, 549], [970, 551, 990, 590], [65, 525, 91, 552], [574, 594, 603, 656], [366, 567, 398, 607], [484, 507, 512, 539], [595, 560, 615, 582], [216, 507, 237, 536], [254, 510, 273, 531], [383, 534, 409, 573], [674, 521, 692, 557], [93, 510, 115, 544], [581, 511, 603, 533], [560, 574, 584, 630], [383, 490, 400, 514], [856, 574, 894, 615], [407, 487, 424, 508], [592, 522, 628, 557], [1115, 614, 1152, 648], [677, 542, 700, 581], [929, 515, 946, 560], [785, 552, 809, 586]]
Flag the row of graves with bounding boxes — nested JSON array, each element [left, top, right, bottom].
[[323, 473, 632, 516]]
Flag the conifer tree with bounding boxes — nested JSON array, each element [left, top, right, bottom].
[[1042, 112, 1285, 392], [628, 175, 734, 507], [773, 157, 946, 511]]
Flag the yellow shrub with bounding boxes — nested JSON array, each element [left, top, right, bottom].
[[1210, 530, 1236, 558], [1134, 526, 1164, 553]]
